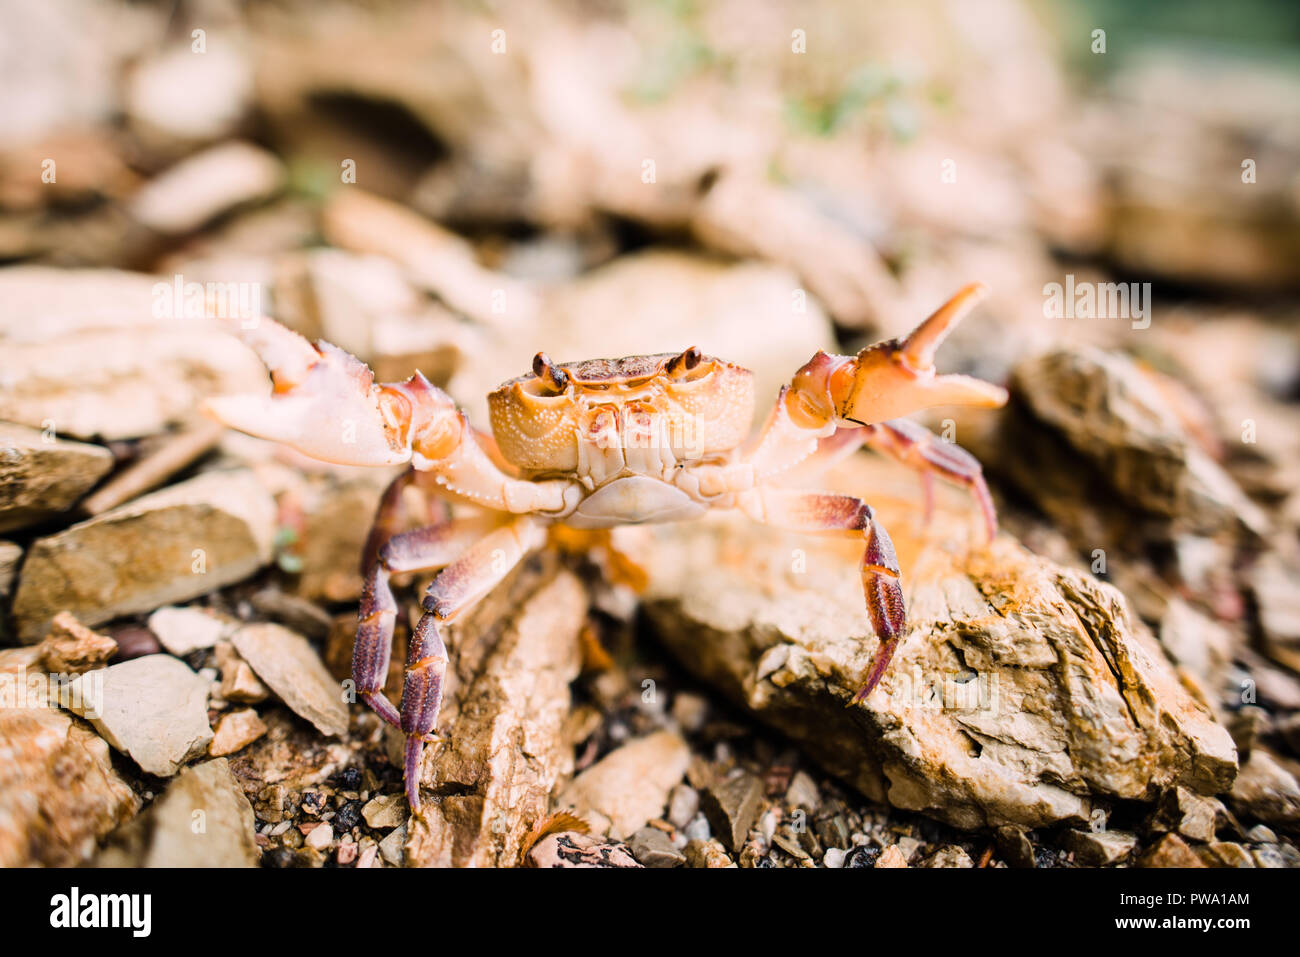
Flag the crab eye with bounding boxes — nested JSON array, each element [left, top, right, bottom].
[[665, 346, 702, 379], [531, 352, 569, 395]]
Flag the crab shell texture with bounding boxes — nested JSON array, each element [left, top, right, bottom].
[[487, 353, 755, 472]]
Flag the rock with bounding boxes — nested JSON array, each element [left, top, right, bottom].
[[95, 759, 258, 867], [1195, 842, 1256, 868], [639, 457, 1238, 831], [557, 731, 692, 840], [405, 563, 586, 867], [993, 348, 1269, 549], [64, 654, 212, 777], [785, 770, 820, 811], [995, 825, 1036, 868], [38, 612, 117, 674], [304, 822, 334, 851], [12, 469, 275, 642], [684, 837, 734, 868], [1229, 750, 1300, 825], [1139, 833, 1207, 868], [700, 771, 764, 852], [1251, 555, 1300, 672], [126, 45, 252, 144], [920, 845, 975, 868], [1061, 829, 1138, 866], [527, 831, 641, 868], [379, 824, 408, 866], [628, 826, 686, 868], [824, 847, 846, 868], [215, 641, 269, 704], [1159, 600, 1235, 691], [0, 541, 20, 602], [876, 845, 910, 868], [230, 623, 348, 737], [130, 142, 284, 235], [667, 784, 699, 830], [0, 268, 269, 441], [209, 708, 268, 757], [248, 588, 333, 641], [362, 794, 408, 831], [1149, 787, 1220, 843], [1245, 824, 1276, 843], [148, 605, 232, 655], [670, 691, 709, 733], [0, 422, 113, 533], [0, 648, 139, 865]]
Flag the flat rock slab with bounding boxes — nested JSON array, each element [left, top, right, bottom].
[[65, 654, 213, 777], [0, 648, 139, 866], [148, 605, 234, 656], [0, 421, 113, 533], [97, 759, 259, 867], [558, 730, 691, 840], [405, 561, 586, 867], [639, 458, 1237, 830], [12, 469, 274, 642], [230, 622, 348, 737]]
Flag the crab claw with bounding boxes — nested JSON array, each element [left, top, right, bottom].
[[202, 317, 415, 467], [808, 284, 1008, 427]]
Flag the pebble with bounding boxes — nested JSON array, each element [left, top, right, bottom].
[[876, 845, 910, 868], [304, 822, 333, 850], [337, 840, 358, 866], [556, 730, 691, 839], [231, 622, 349, 736], [1061, 828, 1138, 866], [38, 612, 116, 674], [362, 793, 408, 830], [628, 827, 686, 868], [148, 605, 231, 655], [666, 784, 699, 829], [379, 824, 407, 866], [700, 771, 763, 852], [684, 837, 733, 868], [785, 770, 820, 811], [1139, 833, 1207, 868], [823, 847, 846, 868], [528, 832, 641, 868], [209, 707, 268, 757]]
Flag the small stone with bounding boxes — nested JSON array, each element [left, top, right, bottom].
[[667, 784, 699, 829], [0, 541, 21, 603], [362, 793, 408, 830], [771, 830, 809, 861], [824, 847, 846, 868], [1139, 833, 1208, 868], [0, 422, 113, 533], [785, 770, 820, 811], [1228, 706, 1271, 758], [528, 831, 641, 868], [920, 845, 975, 868], [1252, 845, 1287, 868], [684, 837, 733, 868], [95, 759, 257, 867], [38, 611, 116, 674], [876, 845, 910, 868], [1061, 828, 1138, 865], [378, 824, 407, 866], [557, 730, 691, 839], [683, 813, 711, 843], [12, 470, 275, 643], [628, 826, 686, 868], [994, 825, 1035, 868], [304, 822, 333, 850], [356, 844, 379, 869], [148, 605, 231, 655], [337, 841, 359, 866], [335, 800, 363, 832], [209, 707, 267, 757], [1245, 824, 1276, 843], [700, 771, 764, 852], [231, 622, 348, 737], [64, 654, 212, 776], [1229, 750, 1300, 825], [215, 642, 269, 705], [130, 141, 284, 235], [670, 691, 709, 732], [1195, 842, 1256, 868], [1150, 787, 1220, 843]]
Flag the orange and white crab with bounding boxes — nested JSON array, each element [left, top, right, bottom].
[[204, 284, 1006, 809]]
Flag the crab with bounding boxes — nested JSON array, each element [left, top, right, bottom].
[[203, 283, 1007, 810]]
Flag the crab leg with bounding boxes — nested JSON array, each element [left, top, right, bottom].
[[355, 514, 503, 732], [398, 515, 547, 808], [738, 487, 904, 703]]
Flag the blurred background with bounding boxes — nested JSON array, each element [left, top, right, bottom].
[[1, 0, 1299, 868]]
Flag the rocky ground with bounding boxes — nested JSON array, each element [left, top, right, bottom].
[[2, 0, 1300, 868]]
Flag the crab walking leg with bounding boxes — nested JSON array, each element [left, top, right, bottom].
[[360, 468, 454, 576], [860, 419, 997, 541], [738, 488, 905, 703], [354, 514, 506, 732], [401, 516, 548, 809]]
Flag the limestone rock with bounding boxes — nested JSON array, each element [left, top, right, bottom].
[[876, 844, 910, 868], [0, 648, 139, 866], [38, 611, 117, 674], [639, 458, 1237, 831], [1139, 833, 1206, 868], [1061, 828, 1137, 866], [557, 731, 691, 841], [404, 562, 586, 867], [1229, 750, 1300, 826], [96, 759, 258, 867], [527, 831, 641, 868], [209, 708, 268, 757], [129, 142, 284, 235], [64, 654, 213, 777], [12, 469, 275, 642], [148, 605, 233, 656], [0, 422, 113, 533], [230, 623, 348, 737]]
